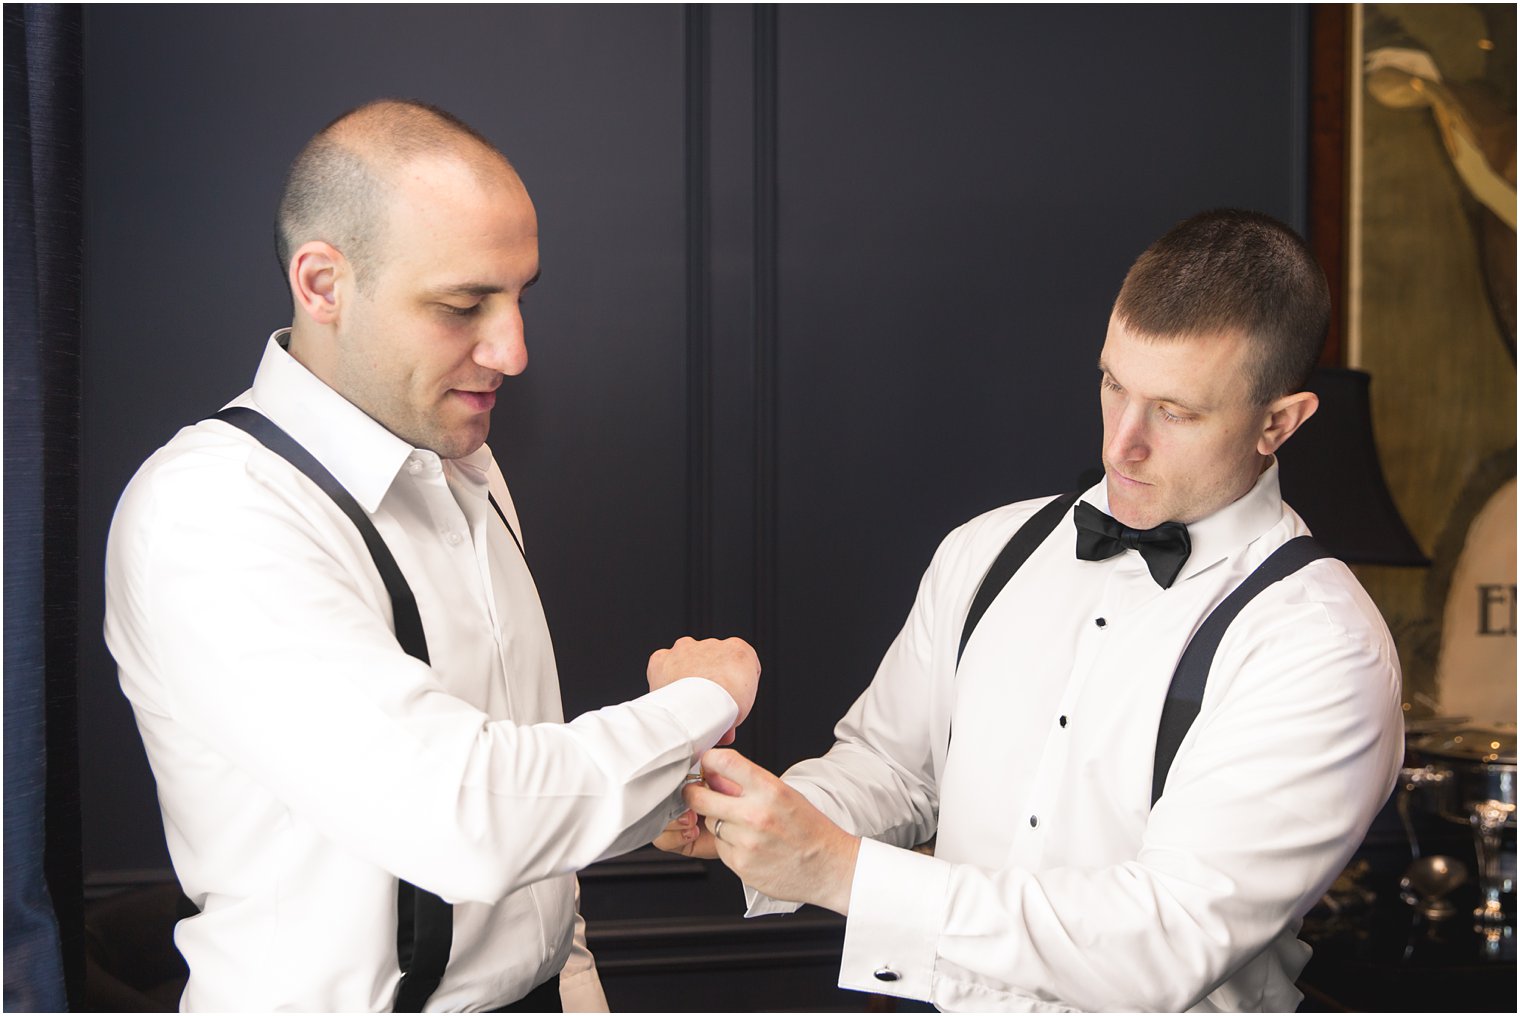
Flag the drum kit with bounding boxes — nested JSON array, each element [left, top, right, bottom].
[[1397, 718, 1516, 958]]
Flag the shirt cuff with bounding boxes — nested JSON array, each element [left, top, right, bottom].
[[558, 965, 608, 1013], [743, 882, 804, 917], [838, 837, 949, 1002], [639, 679, 739, 822], [641, 677, 739, 757]]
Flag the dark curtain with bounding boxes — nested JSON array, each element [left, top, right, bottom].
[[4, 5, 85, 1011]]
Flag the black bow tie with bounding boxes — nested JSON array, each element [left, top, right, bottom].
[[1073, 501, 1191, 589]]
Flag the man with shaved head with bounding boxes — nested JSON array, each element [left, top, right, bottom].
[[106, 100, 760, 1012]]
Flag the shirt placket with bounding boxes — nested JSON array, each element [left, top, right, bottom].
[[1007, 552, 1161, 870], [404, 451, 499, 676], [408, 453, 554, 978], [439, 465, 500, 635], [446, 467, 525, 724]]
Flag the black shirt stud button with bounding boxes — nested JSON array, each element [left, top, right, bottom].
[[874, 966, 900, 982], [1029, 815, 1039, 828]]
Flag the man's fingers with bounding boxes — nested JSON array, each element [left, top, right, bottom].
[[683, 780, 739, 821], [653, 811, 701, 854], [699, 747, 766, 790], [685, 747, 773, 818], [646, 636, 759, 710], [704, 768, 742, 796]]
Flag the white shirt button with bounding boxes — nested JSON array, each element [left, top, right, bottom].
[[445, 531, 464, 546]]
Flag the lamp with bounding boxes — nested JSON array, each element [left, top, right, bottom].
[[1277, 367, 1430, 566]]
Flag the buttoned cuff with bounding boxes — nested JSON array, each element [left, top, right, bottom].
[[641, 678, 739, 758], [838, 837, 949, 1002], [640, 679, 739, 821], [558, 965, 608, 1013]]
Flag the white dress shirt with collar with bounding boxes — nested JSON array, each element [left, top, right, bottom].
[[105, 331, 737, 1012], [747, 465, 1403, 1012]]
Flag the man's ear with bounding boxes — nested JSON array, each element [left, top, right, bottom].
[[1258, 391, 1319, 456], [289, 241, 347, 325]]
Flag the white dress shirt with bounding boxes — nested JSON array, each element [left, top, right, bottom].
[[105, 332, 737, 1012], [749, 465, 1403, 1012]]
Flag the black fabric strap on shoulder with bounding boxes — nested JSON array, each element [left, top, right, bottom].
[[1150, 535, 1330, 806], [487, 493, 525, 561], [957, 491, 1083, 667], [214, 407, 431, 665], [210, 406, 452, 1012]]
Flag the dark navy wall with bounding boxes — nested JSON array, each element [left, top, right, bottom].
[[78, 5, 1308, 1008]]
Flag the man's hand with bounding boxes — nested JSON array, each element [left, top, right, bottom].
[[647, 636, 759, 745], [652, 809, 719, 859], [683, 748, 861, 915]]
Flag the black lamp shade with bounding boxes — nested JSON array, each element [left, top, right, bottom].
[[1277, 368, 1430, 566]]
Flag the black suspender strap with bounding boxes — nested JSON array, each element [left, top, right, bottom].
[[213, 407, 432, 666], [955, 491, 1334, 809], [210, 406, 453, 1012], [488, 494, 525, 561], [1150, 534, 1328, 805], [957, 491, 1082, 667]]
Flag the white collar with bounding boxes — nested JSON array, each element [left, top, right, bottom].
[[249, 329, 494, 512], [1080, 460, 1285, 585]]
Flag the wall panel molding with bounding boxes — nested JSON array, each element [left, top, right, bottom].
[[750, 4, 781, 771], [685, 5, 714, 637]]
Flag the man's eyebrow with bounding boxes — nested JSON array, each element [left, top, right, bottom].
[[1097, 358, 1205, 412], [426, 271, 539, 299], [428, 282, 505, 298]]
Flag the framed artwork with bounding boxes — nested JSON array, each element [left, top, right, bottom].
[[1337, 3, 1515, 723]]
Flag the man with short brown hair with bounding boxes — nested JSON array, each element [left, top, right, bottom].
[[663, 210, 1403, 1012]]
